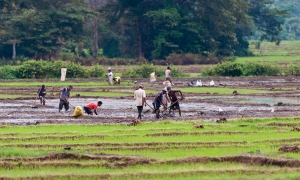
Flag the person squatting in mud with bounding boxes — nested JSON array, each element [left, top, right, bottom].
[[58, 85, 73, 112], [37, 84, 47, 105], [167, 86, 184, 116], [134, 85, 146, 120], [113, 76, 121, 85], [153, 88, 167, 119], [83, 101, 102, 115]]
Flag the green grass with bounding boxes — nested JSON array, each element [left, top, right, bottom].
[[0, 118, 300, 179], [235, 41, 300, 64]]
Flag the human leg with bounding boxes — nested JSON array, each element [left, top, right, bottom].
[[83, 106, 93, 115], [137, 106, 143, 119], [153, 102, 160, 119], [59, 100, 64, 112], [64, 102, 70, 111]]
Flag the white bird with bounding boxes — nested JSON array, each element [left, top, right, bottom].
[[219, 108, 224, 112], [271, 108, 275, 113]]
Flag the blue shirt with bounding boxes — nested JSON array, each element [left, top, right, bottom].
[[153, 92, 163, 104], [60, 87, 70, 101]]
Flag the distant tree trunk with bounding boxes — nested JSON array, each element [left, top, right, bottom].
[[12, 39, 16, 60], [137, 20, 144, 58], [92, 19, 99, 58], [86, 0, 108, 58]]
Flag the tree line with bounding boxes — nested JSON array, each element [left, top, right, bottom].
[[0, 0, 289, 61]]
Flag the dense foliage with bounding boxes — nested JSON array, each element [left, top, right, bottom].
[[0, 0, 289, 61], [202, 62, 282, 76], [0, 60, 105, 79]]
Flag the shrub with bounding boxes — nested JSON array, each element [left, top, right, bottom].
[[242, 62, 281, 76], [287, 64, 300, 76], [202, 62, 243, 77], [0, 66, 18, 79], [89, 64, 105, 78], [17, 60, 50, 78], [122, 64, 165, 78], [202, 62, 283, 77]]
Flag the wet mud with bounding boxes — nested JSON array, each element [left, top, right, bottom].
[[1, 76, 300, 124]]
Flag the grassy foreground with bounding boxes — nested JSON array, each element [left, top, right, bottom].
[[0, 118, 300, 179]]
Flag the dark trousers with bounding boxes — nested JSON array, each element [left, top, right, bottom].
[[59, 99, 69, 111], [83, 106, 93, 115], [137, 106, 143, 119]]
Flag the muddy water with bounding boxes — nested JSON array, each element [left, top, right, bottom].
[[1, 94, 300, 125], [1, 76, 300, 124]]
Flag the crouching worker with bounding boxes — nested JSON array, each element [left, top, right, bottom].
[[83, 101, 102, 115], [113, 76, 121, 85], [37, 84, 47, 105]]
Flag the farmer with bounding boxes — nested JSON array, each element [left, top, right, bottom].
[[83, 101, 102, 115], [165, 66, 173, 85], [113, 76, 121, 85], [37, 84, 47, 105], [107, 67, 113, 85], [134, 85, 146, 119], [167, 86, 184, 116], [58, 85, 73, 112], [152, 88, 167, 119]]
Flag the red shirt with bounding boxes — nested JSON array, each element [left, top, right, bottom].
[[85, 102, 98, 110]]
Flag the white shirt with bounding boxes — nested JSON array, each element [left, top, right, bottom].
[[108, 72, 113, 79], [165, 69, 171, 78], [134, 88, 146, 106]]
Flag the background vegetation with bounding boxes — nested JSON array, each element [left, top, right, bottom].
[[0, 0, 290, 62]]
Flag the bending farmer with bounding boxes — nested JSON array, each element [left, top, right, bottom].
[[37, 84, 47, 105], [167, 86, 184, 116], [152, 88, 167, 119], [58, 85, 73, 112], [83, 101, 102, 115]]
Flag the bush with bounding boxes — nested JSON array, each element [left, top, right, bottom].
[[89, 64, 105, 78], [287, 64, 300, 76], [17, 60, 50, 78], [202, 62, 243, 77], [122, 64, 164, 78], [202, 62, 282, 77], [0, 66, 18, 79], [242, 62, 281, 76]]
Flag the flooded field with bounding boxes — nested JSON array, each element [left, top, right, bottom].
[[1, 76, 300, 124]]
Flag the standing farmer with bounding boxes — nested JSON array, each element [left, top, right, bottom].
[[107, 68, 113, 85], [58, 85, 73, 112], [134, 85, 146, 120], [37, 84, 47, 105], [153, 88, 167, 119], [165, 66, 173, 85]]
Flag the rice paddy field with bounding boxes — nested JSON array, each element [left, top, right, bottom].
[[0, 76, 300, 179], [2, 41, 300, 179], [0, 118, 300, 179]]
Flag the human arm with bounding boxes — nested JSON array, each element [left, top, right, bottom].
[[94, 110, 98, 115]]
